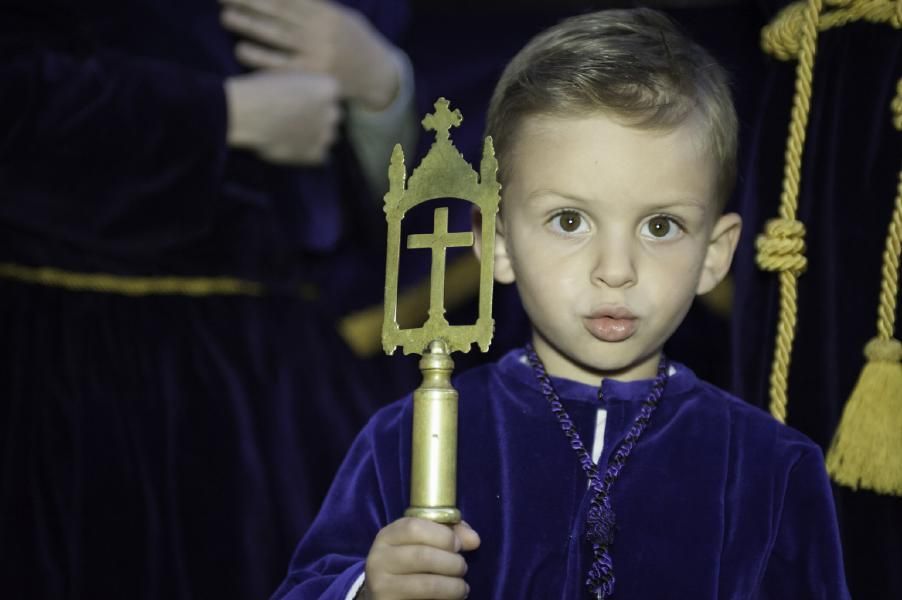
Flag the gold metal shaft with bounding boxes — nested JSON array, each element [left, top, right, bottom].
[[382, 99, 500, 525], [405, 340, 461, 524]]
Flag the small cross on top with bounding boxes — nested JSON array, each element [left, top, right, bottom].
[[422, 98, 462, 145]]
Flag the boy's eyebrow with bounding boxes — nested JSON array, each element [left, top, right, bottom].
[[525, 189, 711, 213], [644, 199, 710, 212], [524, 189, 588, 204]]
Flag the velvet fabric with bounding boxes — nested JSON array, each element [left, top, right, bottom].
[[730, 7, 902, 598], [273, 349, 849, 599], [0, 1, 415, 598]]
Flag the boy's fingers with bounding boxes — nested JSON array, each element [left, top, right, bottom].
[[378, 517, 459, 552], [378, 573, 470, 600], [388, 544, 468, 577], [453, 521, 481, 552]]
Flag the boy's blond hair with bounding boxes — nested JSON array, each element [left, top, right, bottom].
[[486, 8, 738, 210]]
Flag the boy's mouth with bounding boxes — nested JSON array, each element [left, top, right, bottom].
[[584, 308, 637, 342]]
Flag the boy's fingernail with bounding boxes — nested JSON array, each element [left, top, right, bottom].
[[464, 583, 470, 598], [454, 535, 462, 552]]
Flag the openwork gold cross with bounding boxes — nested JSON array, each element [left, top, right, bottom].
[[381, 98, 501, 524], [407, 207, 474, 327], [382, 98, 501, 356]]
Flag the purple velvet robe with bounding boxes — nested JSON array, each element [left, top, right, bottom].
[[0, 1, 414, 598], [274, 349, 849, 599]]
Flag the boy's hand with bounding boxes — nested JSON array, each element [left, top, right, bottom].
[[362, 517, 480, 600]]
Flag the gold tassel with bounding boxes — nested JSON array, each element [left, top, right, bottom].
[[826, 338, 902, 495], [760, 4, 902, 493], [827, 83, 902, 495]]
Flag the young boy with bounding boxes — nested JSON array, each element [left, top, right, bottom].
[[273, 8, 849, 599]]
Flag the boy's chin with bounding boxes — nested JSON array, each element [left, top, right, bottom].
[[572, 351, 664, 383], [532, 333, 663, 383]]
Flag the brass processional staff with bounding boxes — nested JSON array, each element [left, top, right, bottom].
[[382, 98, 501, 524]]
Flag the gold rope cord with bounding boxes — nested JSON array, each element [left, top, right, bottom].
[[870, 76, 902, 350], [894, 76, 902, 129], [758, 0, 901, 425], [763, 0, 902, 59], [755, 0, 823, 423], [875, 167, 902, 346], [887, 80, 902, 355], [824, 80, 902, 493]]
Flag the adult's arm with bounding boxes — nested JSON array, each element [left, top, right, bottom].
[[346, 46, 416, 198], [218, 0, 416, 198]]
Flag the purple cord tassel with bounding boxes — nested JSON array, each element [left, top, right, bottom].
[[586, 501, 616, 547], [524, 343, 669, 599]]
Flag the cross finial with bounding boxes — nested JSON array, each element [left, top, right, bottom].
[[422, 98, 462, 144]]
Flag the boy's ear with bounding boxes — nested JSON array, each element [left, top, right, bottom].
[[696, 212, 742, 295], [472, 206, 516, 284]]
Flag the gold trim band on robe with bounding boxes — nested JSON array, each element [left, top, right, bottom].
[[0, 261, 266, 296]]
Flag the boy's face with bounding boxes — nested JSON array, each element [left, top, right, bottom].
[[484, 113, 740, 384]]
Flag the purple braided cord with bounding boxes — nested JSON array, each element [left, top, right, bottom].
[[524, 344, 669, 599]]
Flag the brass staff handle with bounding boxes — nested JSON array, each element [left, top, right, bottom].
[[405, 340, 461, 524]]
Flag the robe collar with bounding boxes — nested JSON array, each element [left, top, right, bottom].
[[499, 347, 697, 408]]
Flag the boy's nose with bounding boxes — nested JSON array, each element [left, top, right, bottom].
[[590, 236, 636, 288]]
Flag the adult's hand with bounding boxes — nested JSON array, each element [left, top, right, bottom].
[[225, 69, 341, 165], [220, 0, 401, 112]]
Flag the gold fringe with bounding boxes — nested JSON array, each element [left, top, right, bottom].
[[826, 338, 902, 495], [826, 101, 902, 494]]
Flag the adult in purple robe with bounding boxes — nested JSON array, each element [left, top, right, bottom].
[[0, 1, 415, 598]]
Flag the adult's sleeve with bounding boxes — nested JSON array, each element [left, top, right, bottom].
[[758, 446, 851, 599], [0, 38, 228, 253], [272, 406, 406, 600], [346, 47, 416, 199]]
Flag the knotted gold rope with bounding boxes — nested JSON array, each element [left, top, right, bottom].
[[755, 0, 823, 424], [825, 78, 902, 495], [760, 0, 902, 494], [763, 0, 902, 60]]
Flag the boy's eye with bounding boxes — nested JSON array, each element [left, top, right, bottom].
[[641, 216, 682, 240], [549, 210, 589, 234]]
